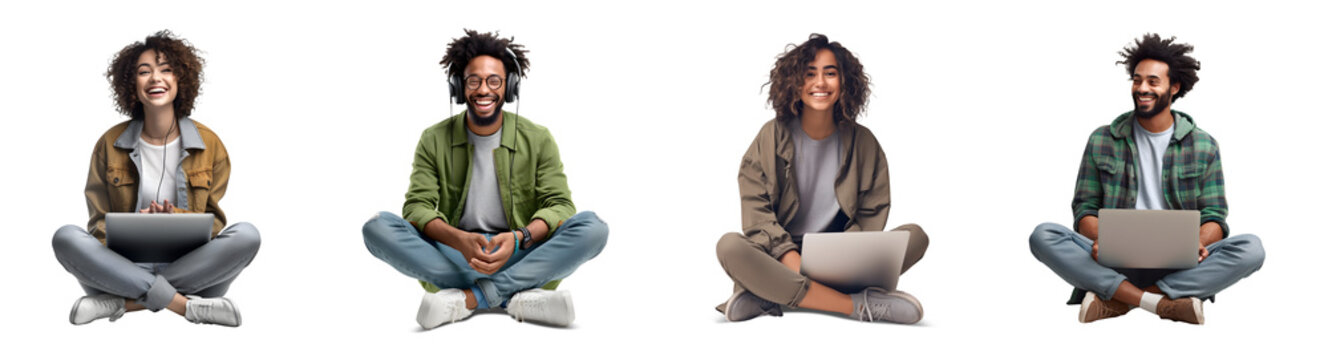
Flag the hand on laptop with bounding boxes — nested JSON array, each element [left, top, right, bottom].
[[1091, 240, 1099, 261], [138, 200, 176, 214], [470, 232, 515, 275], [1198, 246, 1209, 263]]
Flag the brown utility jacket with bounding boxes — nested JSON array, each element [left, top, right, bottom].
[[737, 118, 891, 258]]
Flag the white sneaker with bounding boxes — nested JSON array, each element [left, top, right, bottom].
[[417, 289, 473, 329], [505, 289, 575, 327], [69, 294, 126, 325], [185, 295, 241, 327]]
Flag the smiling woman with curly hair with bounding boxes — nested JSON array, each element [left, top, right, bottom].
[[715, 33, 930, 324], [51, 30, 260, 327], [766, 33, 871, 124], [106, 30, 205, 120]]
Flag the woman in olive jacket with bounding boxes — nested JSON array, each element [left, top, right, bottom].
[[715, 34, 929, 324]]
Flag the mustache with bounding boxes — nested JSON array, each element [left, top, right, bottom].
[[468, 94, 500, 102], [1134, 91, 1160, 99]]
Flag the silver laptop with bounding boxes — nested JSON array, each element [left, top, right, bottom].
[[1097, 209, 1199, 269], [800, 230, 909, 293], [106, 213, 214, 263]]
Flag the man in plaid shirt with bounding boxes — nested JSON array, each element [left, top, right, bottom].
[[1029, 34, 1264, 325]]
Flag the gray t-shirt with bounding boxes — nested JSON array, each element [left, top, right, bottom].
[[787, 119, 842, 236], [1133, 120, 1174, 210], [458, 128, 509, 233]]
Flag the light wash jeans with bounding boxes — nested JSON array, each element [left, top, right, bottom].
[[363, 211, 608, 308], [1029, 222, 1263, 302]]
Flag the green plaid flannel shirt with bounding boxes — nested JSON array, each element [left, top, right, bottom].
[[1071, 110, 1230, 238]]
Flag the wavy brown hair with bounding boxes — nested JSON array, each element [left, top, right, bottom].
[[106, 30, 205, 120], [1118, 33, 1200, 99], [766, 33, 870, 123]]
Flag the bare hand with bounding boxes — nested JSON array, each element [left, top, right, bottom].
[[138, 200, 176, 214], [1198, 246, 1210, 263], [451, 231, 492, 272], [1092, 240, 1099, 261], [471, 232, 516, 275]]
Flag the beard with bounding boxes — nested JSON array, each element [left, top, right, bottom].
[[466, 95, 504, 127], [1133, 90, 1172, 119]]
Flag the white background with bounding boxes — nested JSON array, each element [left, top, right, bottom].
[[1, 0, 1323, 358]]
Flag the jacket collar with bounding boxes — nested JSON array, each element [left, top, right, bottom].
[[448, 111, 518, 150], [777, 117, 858, 161], [1109, 110, 1196, 142], [113, 117, 207, 151]]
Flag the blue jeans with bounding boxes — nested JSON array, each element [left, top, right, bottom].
[[1029, 222, 1264, 302], [363, 211, 608, 308]]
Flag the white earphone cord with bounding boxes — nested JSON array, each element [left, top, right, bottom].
[[155, 119, 177, 207]]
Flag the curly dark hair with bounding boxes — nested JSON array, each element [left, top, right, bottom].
[[106, 30, 205, 120], [440, 29, 529, 83], [765, 33, 870, 123], [1117, 33, 1200, 99]]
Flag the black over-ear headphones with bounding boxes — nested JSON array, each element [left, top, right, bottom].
[[449, 47, 523, 104]]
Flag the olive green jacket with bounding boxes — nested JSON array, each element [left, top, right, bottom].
[[84, 118, 230, 244], [403, 111, 575, 235], [738, 118, 892, 258]]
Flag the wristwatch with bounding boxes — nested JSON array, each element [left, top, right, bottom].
[[518, 227, 534, 249]]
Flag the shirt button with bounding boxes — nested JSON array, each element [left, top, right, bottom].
[[113, 178, 119, 184]]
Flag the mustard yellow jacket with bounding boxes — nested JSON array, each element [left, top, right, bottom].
[[84, 118, 230, 244]]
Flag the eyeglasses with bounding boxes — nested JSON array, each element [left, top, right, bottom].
[[465, 74, 505, 91]]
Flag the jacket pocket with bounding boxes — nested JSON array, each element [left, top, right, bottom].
[[1178, 164, 1203, 179], [1094, 158, 1124, 204], [186, 169, 212, 212], [1176, 164, 1203, 209], [106, 167, 137, 211], [106, 168, 137, 187]]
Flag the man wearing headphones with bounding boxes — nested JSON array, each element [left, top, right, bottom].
[[362, 29, 608, 329]]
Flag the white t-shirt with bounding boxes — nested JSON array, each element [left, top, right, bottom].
[[136, 136, 182, 207], [1132, 120, 1174, 210], [458, 128, 509, 233]]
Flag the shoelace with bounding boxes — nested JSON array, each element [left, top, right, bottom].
[[92, 297, 125, 322], [854, 289, 887, 321], [856, 301, 890, 321], [509, 295, 539, 322], [188, 301, 213, 323], [448, 299, 466, 323], [189, 299, 233, 324]]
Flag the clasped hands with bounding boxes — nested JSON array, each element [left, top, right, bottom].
[[456, 231, 518, 275]]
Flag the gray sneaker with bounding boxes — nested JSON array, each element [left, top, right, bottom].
[[185, 295, 241, 327], [505, 289, 575, 327], [723, 289, 782, 322], [69, 294, 126, 325], [850, 288, 923, 324], [417, 289, 473, 329]]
